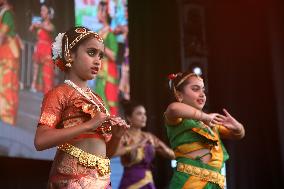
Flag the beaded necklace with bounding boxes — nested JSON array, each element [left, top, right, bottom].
[[64, 80, 110, 116]]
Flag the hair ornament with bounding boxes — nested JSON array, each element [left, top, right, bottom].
[[69, 29, 103, 50], [168, 73, 177, 80], [168, 73, 177, 90], [176, 73, 201, 87], [75, 27, 87, 34], [52, 32, 65, 60], [49, 7, 55, 19]]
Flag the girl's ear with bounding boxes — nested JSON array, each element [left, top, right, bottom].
[[175, 91, 183, 102]]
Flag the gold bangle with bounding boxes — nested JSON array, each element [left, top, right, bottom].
[[125, 146, 131, 153]]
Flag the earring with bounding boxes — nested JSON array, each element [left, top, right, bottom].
[[64, 51, 72, 68], [65, 62, 72, 68], [64, 36, 72, 68]]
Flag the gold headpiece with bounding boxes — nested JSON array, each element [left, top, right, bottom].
[[176, 73, 201, 87], [68, 28, 103, 50]]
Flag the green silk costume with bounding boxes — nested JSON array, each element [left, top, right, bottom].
[[166, 119, 229, 189], [95, 32, 118, 115]]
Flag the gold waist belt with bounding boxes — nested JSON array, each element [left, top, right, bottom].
[[58, 143, 110, 176], [177, 162, 225, 189]]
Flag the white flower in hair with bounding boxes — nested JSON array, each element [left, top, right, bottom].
[[52, 32, 65, 60]]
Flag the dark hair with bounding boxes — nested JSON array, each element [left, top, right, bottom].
[[40, 2, 54, 19], [169, 71, 203, 98], [172, 71, 192, 92], [121, 99, 144, 118]]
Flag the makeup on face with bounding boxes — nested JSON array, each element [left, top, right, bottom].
[[182, 77, 206, 109]]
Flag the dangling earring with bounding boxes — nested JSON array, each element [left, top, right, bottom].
[[65, 62, 72, 68], [65, 55, 72, 68], [64, 35, 72, 68]]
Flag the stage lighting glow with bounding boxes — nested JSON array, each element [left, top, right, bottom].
[[193, 66, 202, 75], [171, 160, 177, 168]]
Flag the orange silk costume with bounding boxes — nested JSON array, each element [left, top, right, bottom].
[[0, 7, 20, 125], [37, 83, 111, 189]]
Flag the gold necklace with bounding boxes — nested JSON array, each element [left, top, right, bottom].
[[64, 80, 110, 116]]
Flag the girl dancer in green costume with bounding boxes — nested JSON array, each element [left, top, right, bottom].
[[164, 72, 245, 189]]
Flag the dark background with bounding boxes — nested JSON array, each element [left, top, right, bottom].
[[1, 0, 284, 188]]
